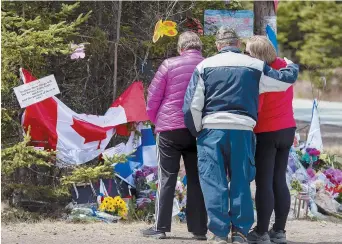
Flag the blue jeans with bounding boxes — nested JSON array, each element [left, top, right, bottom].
[[197, 129, 256, 237]]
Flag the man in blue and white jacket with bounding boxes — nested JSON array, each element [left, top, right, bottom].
[[182, 27, 299, 244]]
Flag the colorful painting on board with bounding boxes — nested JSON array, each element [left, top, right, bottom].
[[204, 10, 254, 38]]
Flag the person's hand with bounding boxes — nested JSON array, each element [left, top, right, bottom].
[[284, 57, 293, 65]]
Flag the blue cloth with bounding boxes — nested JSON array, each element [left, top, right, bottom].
[[197, 129, 256, 237], [182, 175, 187, 186], [266, 24, 278, 54], [114, 125, 157, 187]]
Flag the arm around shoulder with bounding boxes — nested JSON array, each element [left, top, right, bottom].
[[260, 58, 299, 94]]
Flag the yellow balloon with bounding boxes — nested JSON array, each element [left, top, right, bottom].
[[153, 19, 178, 43]]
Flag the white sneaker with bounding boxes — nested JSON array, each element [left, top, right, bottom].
[[208, 235, 229, 244]]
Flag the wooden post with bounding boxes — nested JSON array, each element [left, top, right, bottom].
[[254, 1, 276, 35], [113, 0, 122, 100]]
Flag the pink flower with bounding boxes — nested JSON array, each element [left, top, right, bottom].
[[306, 148, 320, 156], [71, 44, 85, 60], [324, 168, 342, 185], [307, 168, 316, 179]]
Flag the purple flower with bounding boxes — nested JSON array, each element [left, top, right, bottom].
[[324, 168, 342, 185], [135, 170, 144, 178], [306, 148, 320, 156]]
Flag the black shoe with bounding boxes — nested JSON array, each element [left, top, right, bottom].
[[231, 227, 248, 244], [141, 227, 166, 239], [247, 228, 271, 244], [269, 228, 286, 244], [191, 232, 207, 240]]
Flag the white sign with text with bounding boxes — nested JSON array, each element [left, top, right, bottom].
[[14, 74, 60, 108]]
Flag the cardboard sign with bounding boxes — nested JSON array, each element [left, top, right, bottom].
[[14, 74, 60, 108], [204, 10, 254, 38]]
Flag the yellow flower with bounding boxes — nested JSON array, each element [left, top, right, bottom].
[[103, 196, 113, 204], [101, 195, 128, 217], [99, 203, 106, 211], [118, 209, 127, 218]]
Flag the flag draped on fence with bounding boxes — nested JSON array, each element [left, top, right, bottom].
[[20, 68, 149, 165]]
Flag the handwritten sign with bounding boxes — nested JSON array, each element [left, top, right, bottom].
[[204, 10, 254, 38], [14, 75, 60, 108]]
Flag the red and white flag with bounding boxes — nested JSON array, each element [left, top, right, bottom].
[[20, 68, 149, 165]]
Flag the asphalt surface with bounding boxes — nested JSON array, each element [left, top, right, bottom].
[[292, 99, 342, 150], [293, 99, 342, 126]]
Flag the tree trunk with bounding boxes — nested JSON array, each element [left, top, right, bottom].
[[113, 0, 122, 100], [254, 1, 276, 35]]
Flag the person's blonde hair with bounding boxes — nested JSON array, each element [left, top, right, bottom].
[[177, 31, 202, 53], [246, 35, 277, 64]]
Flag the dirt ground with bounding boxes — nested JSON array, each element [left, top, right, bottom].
[[1, 220, 342, 244]]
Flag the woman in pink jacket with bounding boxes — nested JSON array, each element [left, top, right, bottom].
[[142, 32, 207, 240]]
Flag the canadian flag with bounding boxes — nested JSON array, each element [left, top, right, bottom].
[[20, 68, 149, 165]]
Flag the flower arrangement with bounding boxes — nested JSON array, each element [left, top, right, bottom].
[[134, 166, 158, 192], [98, 196, 128, 218], [324, 168, 342, 186], [290, 144, 342, 214], [175, 178, 187, 222], [299, 148, 321, 166], [175, 179, 186, 208]]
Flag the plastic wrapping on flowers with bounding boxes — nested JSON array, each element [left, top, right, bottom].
[[287, 146, 342, 217], [132, 166, 187, 222], [174, 177, 187, 222], [98, 196, 128, 219], [131, 166, 158, 222]]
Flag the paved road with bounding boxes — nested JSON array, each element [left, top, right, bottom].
[[293, 99, 342, 126], [292, 99, 342, 151]]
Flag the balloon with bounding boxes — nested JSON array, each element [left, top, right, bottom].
[[153, 19, 178, 43]]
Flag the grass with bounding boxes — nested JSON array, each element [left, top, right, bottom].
[[1, 207, 43, 224], [324, 145, 342, 157]]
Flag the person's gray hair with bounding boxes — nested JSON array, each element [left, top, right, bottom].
[[177, 31, 202, 53], [215, 26, 239, 47]]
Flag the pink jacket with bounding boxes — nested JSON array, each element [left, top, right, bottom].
[[147, 49, 204, 133]]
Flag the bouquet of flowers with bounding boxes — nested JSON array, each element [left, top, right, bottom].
[[175, 178, 187, 222], [98, 196, 128, 218], [324, 168, 342, 186], [300, 148, 321, 166], [132, 166, 158, 221], [134, 166, 158, 192]]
